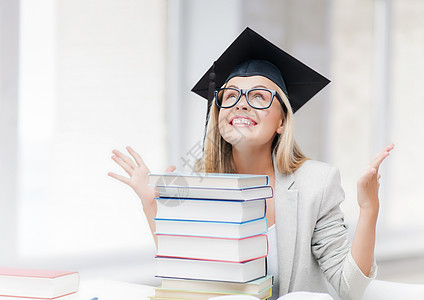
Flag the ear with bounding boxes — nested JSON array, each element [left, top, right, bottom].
[[276, 118, 284, 135]]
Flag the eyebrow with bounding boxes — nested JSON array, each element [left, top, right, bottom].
[[227, 84, 269, 89]]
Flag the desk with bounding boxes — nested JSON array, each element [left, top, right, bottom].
[[71, 279, 424, 300], [70, 279, 155, 300]]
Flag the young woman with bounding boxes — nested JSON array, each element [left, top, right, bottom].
[[108, 28, 393, 300]]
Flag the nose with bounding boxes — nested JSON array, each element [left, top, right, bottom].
[[235, 93, 250, 111]]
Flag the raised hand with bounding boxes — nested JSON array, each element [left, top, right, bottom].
[[357, 143, 394, 214], [108, 146, 176, 210], [108, 146, 175, 246], [350, 143, 394, 276]]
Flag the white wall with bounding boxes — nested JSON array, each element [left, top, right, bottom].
[[0, 0, 19, 265], [166, 0, 242, 171], [388, 0, 424, 230], [18, 0, 167, 262], [331, 0, 376, 226]]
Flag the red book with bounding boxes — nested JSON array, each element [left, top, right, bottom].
[[0, 268, 79, 299], [156, 234, 268, 263]]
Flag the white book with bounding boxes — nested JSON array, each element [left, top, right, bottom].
[[156, 234, 268, 263], [156, 257, 266, 283], [155, 198, 266, 223], [148, 172, 268, 189], [0, 268, 79, 299], [154, 218, 268, 238], [156, 185, 273, 201], [159, 275, 273, 295], [0, 296, 77, 300], [153, 285, 272, 300]]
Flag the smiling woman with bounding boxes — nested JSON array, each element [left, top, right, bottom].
[[192, 28, 394, 300], [110, 27, 394, 300]]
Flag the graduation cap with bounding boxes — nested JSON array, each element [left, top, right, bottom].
[[191, 27, 330, 115]]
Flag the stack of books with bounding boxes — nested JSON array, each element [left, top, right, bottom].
[[148, 172, 274, 300]]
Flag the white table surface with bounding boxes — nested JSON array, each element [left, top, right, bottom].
[[61, 278, 424, 300], [67, 279, 156, 300]]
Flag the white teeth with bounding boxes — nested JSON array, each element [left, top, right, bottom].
[[232, 118, 253, 126]]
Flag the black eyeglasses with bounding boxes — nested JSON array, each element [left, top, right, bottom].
[[214, 87, 287, 112]]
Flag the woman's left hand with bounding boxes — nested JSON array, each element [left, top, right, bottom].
[[357, 144, 394, 214]]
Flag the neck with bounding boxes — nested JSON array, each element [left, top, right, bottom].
[[232, 146, 275, 176]]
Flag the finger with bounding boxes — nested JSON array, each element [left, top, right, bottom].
[[370, 150, 390, 171], [126, 146, 146, 168], [165, 165, 176, 173], [371, 143, 395, 168], [385, 143, 395, 152], [112, 149, 136, 170], [108, 172, 130, 185], [112, 155, 133, 176], [377, 173, 381, 180]]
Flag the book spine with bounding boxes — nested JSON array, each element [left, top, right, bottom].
[[154, 217, 265, 225], [155, 254, 268, 264]]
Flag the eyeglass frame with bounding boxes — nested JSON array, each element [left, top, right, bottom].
[[214, 87, 288, 113]]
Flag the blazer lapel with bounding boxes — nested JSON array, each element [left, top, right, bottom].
[[274, 168, 298, 295]]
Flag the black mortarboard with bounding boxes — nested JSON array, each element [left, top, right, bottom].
[[191, 27, 330, 115]]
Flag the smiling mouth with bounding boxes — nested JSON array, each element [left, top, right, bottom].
[[230, 117, 257, 127]]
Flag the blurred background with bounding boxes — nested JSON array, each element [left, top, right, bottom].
[[1, 0, 423, 286]]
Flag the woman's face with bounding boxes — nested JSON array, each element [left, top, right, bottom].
[[218, 75, 285, 151]]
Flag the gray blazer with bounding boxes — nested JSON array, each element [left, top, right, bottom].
[[274, 159, 375, 300]]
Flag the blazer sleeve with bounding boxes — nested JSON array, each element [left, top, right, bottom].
[[311, 166, 377, 300]]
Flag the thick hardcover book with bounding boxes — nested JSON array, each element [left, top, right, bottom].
[[155, 185, 273, 201], [159, 274, 273, 294], [156, 256, 266, 283], [0, 268, 79, 299], [155, 198, 266, 223], [152, 285, 272, 300], [156, 234, 268, 263], [154, 218, 268, 238], [148, 172, 269, 189]]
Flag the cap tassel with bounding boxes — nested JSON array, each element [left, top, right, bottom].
[[203, 63, 216, 153], [207, 63, 216, 103], [205, 62, 216, 125]]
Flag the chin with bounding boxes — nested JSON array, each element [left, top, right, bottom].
[[225, 135, 270, 150]]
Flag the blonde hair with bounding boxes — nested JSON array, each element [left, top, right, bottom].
[[195, 85, 308, 174]]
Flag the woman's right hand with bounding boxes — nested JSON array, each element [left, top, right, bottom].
[[108, 146, 176, 209]]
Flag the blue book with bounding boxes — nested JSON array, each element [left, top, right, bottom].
[[154, 218, 268, 239], [155, 185, 273, 201], [155, 198, 266, 223]]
